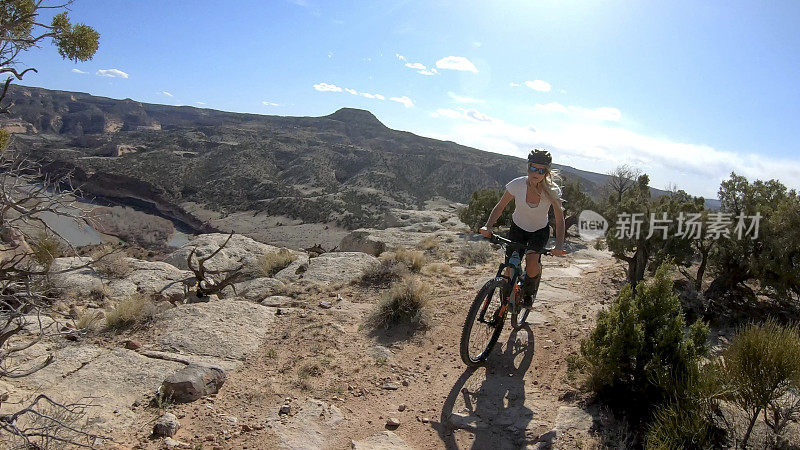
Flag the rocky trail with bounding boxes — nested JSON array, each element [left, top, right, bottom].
[[0, 208, 624, 450]]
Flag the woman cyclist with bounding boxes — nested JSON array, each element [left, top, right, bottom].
[[479, 149, 567, 306]]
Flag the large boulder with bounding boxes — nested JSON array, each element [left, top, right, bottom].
[[339, 231, 386, 256], [49, 257, 103, 296], [222, 276, 285, 301], [152, 299, 275, 366], [161, 365, 225, 403], [277, 252, 379, 284], [165, 233, 300, 276], [107, 258, 194, 300]]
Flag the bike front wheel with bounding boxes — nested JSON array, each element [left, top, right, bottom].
[[460, 278, 507, 366]]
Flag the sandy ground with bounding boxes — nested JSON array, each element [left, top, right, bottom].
[[107, 240, 622, 449]]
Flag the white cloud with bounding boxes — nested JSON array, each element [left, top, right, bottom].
[[524, 80, 551, 92], [195, 102, 206, 105], [435, 56, 478, 73], [360, 92, 376, 99], [426, 113, 800, 197], [390, 96, 414, 108], [448, 92, 484, 104], [405, 62, 426, 70], [374, 94, 385, 100], [395, 53, 407, 62], [473, 41, 483, 48], [261, 101, 279, 106], [417, 68, 439, 76], [313, 82, 342, 92], [345, 88, 358, 95], [96, 68, 129, 78], [71, 68, 87, 74], [534, 102, 621, 122], [509, 82, 521, 87], [579, 106, 621, 122], [464, 108, 497, 122], [431, 108, 463, 119], [160, 91, 173, 97]]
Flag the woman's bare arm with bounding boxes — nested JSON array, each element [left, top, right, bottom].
[[484, 190, 514, 229], [551, 192, 566, 253]]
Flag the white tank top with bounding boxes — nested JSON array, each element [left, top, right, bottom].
[[505, 176, 551, 232]]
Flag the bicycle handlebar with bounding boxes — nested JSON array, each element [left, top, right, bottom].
[[485, 233, 556, 256]]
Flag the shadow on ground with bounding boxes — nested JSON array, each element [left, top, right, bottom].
[[433, 325, 540, 449]]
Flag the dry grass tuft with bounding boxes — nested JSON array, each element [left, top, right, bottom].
[[457, 241, 494, 266], [393, 247, 427, 273], [105, 293, 157, 330], [259, 249, 297, 277], [93, 252, 133, 279], [367, 277, 432, 330]]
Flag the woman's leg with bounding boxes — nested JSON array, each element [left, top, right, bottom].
[[525, 252, 541, 277]]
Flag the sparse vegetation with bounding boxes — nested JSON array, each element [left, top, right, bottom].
[[298, 362, 324, 379], [105, 294, 158, 330], [458, 241, 494, 266], [367, 276, 432, 330], [416, 235, 440, 253], [30, 232, 64, 268], [74, 310, 102, 331], [92, 251, 133, 279], [422, 262, 451, 275], [720, 320, 800, 447], [359, 259, 405, 287], [393, 247, 426, 273], [259, 249, 297, 277]]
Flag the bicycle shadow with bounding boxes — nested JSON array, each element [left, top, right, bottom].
[[433, 325, 539, 449]]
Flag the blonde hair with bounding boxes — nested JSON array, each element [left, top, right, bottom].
[[527, 168, 563, 206]]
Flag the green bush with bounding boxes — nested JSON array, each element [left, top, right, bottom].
[[458, 188, 514, 232], [569, 262, 709, 418], [721, 320, 800, 447]]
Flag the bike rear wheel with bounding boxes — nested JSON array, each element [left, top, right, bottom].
[[460, 278, 506, 366]]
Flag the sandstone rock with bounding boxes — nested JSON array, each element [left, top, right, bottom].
[[554, 406, 594, 431], [339, 231, 386, 256], [286, 252, 379, 284], [266, 398, 344, 449], [153, 412, 180, 437], [123, 339, 141, 350], [352, 431, 411, 450], [261, 295, 294, 307], [366, 345, 393, 361], [161, 365, 225, 403], [49, 257, 103, 296], [106, 259, 193, 300], [165, 233, 298, 275], [385, 417, 400, 428], [224, 277, 285, 301], [152, 299, 275, 366]]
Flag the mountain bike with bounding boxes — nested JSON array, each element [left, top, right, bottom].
[[459, 233, 554, 367]]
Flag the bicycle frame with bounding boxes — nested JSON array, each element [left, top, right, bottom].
[[477, 234, 551, 323]]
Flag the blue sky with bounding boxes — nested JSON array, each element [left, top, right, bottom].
[[16, 0, 800, 198]]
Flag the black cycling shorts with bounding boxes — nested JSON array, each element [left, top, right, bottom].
[[506, 222, 550, 259]]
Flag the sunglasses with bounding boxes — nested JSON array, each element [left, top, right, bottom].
[[528, 164, 548, 174]]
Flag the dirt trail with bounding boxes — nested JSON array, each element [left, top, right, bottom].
[[114, 242, 622, 449]]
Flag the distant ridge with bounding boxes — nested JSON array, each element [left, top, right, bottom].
[[1, 84, 719, 229]]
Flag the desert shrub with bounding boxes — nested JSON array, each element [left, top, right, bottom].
[[298, 362, 324, 379], [720, 320, 800, 447], [105, 294, 157, 330], [75, 310, 103, 331], [568, 262, 709, 420], [367, 277, 432, 330], [416, 235, 440, 253], [259, 249, 297, 277], [645, 361, 726, 449], [458, 188, 514, 232], [393, 247, 426, 273], [92, 252, 133, 279], [594, 238, 607, 251], [458, 241, 493, 266], [30, 232, 64, 268], [359, 259, 405, 287], [422, 262, 451, 275]]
